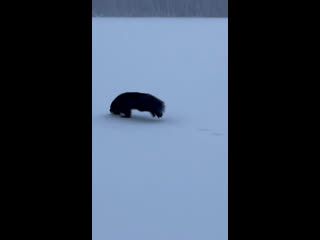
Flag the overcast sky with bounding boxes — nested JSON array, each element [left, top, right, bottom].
[[92, 0, 228, 17]]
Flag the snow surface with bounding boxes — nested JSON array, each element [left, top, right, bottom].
[[93, 17, 228, 240]]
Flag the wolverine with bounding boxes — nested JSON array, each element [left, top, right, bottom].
[[110, 92, 165, 118]]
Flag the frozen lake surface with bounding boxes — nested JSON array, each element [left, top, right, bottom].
[[92, 17, 228, 240]]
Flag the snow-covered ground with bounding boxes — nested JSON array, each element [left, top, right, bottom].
[[93, 17, 228, 240]]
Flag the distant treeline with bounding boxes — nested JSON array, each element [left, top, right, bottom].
[[92, 0, 228, 17]]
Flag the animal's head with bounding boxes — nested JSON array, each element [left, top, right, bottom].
[[109, 101, 120, 114]]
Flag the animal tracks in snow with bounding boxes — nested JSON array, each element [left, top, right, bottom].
[[198, 128, 224, 136]]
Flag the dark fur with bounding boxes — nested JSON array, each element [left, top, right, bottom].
[[110, 92, 165, 118]]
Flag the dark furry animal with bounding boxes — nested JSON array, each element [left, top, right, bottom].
[[110, 92, 165, 118]]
